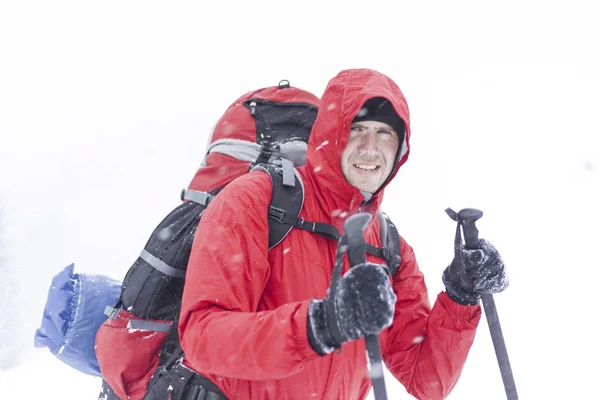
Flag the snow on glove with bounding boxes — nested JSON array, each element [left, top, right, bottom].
[[443, 238, 509, 306], [307, 263, 396, 355]]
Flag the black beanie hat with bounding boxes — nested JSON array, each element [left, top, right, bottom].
[[352, 97, 405, 136]]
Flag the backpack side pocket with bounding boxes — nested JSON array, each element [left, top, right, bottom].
[[95, 310, 171, 400]]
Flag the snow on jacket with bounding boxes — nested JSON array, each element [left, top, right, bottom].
[[179, 69, 482, 400]]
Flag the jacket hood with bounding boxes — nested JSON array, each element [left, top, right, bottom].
[[305, 69, 411, 211], [188, 83, 320, 192]]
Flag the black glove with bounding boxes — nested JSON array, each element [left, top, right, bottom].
[[443, 238, 509, 305], [307, 263, 396, 355]]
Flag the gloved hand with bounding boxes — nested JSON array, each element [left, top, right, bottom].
[[443, 238, 509, 305], [307, 263, 396, 355]]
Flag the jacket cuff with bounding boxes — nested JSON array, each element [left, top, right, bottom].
[[438, 291, 482, 318], [444, 289, 480, 306], [307, 300, 335, 356], [292, 301, 331, 360]]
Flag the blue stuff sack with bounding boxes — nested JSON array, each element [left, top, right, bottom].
[[34, 263, 121, 376]]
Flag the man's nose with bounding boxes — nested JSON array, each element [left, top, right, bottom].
[[358, 131, 379, 153]]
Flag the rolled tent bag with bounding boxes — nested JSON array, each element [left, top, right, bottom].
[[34, 263, 121, 376]]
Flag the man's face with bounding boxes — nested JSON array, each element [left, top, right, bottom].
[[340, 120, 400, 194]]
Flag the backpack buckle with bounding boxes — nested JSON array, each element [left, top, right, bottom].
[[268, 206, 286, 223], [103, 306, 120, 320], [184, 385, 207, 400], [381, 247, 388, 260]]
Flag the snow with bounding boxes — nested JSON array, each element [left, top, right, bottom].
[[1, 1, 599, 399]]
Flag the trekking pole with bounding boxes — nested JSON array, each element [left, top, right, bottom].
[[446, 208, 518, 400], [344, 213, 388, 400]]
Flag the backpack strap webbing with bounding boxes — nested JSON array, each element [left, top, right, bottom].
[[180, 188, 219, 206], [269, 206, 342, 242], [377, 211, 402, 277]]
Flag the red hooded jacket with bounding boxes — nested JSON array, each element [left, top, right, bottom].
[[179, 69, 482, 400]]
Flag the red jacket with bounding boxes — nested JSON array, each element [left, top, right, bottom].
[[179, 69, 482, 400]]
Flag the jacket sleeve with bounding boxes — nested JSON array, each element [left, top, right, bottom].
[[178, 171, 320, 381], [383, 239, 482, 400]]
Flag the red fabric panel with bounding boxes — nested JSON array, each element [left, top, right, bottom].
[[95, 310, 170, 400]]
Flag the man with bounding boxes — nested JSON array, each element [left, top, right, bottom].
[[179, 68, 508, 400]]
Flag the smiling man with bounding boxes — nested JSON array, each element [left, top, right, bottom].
[[179, 69, 508, 400]]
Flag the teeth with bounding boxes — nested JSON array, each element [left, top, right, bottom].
[[354, 164, 378, 171]]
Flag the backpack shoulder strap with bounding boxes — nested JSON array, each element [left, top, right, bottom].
[[252, 159, 341, 249], [377, 211, 402, 278], [254, 160, 303, 249]]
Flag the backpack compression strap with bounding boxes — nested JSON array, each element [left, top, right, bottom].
[[180, 188, 217, 206]]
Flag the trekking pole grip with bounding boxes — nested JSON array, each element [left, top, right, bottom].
[[345, 213, 370, 265], [457, 208, 483, 249], [452, 208, 518, 400]]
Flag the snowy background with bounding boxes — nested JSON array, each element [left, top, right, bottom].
[[1, 1, 599, 399]]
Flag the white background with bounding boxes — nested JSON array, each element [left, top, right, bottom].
[[1, 1, 599, 399]]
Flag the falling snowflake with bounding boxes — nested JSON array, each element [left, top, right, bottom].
[[157, 228, 172, 241], [367, 360, 384, 378], [412, 335, 425, 344], [355, 107, 369, 118], [221, 122, 236, 135], [316, 140, 330, 151], [230, 253, 244, 262]]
